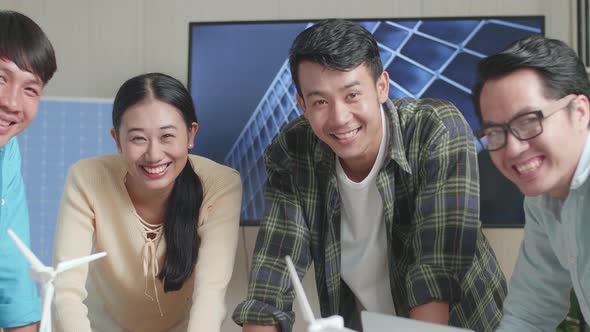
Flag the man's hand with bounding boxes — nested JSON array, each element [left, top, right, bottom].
[[409, 300, 450, 325], [6, 322, 38, 332], [243, 323, 280, 332]]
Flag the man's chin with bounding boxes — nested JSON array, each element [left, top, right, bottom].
[[516, 182, 548, 197]]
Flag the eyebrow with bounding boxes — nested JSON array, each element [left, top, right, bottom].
[[26, 77, 43, 87], [126, 128, 145, 134], [304, 80, 361, 99], [342, 80, 361, 90], [0, 67, 43, 87], [126, 125, 179, 134], [482, 108, 538, 126]]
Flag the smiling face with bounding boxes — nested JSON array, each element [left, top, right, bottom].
[[479, 68, 590, 199], [296, 61, 389, 178], [111, 99, 198, 197], [0, 58, 44, 148]]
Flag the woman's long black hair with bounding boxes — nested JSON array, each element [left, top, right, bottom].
[[112, 73, 203, 292]]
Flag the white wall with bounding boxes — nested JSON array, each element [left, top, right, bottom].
[[0, 0, 575, 98], [0, 0, 575, 331]]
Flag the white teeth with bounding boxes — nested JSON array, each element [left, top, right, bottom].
[[333, 128, 359, 139], [516, 159, 542, 173], [0, 119, 12, 126], [143, 164, 168, 174]]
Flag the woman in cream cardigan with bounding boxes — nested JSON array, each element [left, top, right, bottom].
[[52, 73, 242, 332]]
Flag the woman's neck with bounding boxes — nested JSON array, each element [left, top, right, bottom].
[[125, 178, 171, 225]]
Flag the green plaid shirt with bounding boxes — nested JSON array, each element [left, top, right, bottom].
[[233, 98, 507, 332]]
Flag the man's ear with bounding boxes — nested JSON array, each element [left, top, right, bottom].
[[571, 94, 590, 131], [110, 128, 122, 153], [376, 71, 390, 104]]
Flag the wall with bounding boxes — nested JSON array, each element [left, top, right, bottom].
[[0, 0, 575, 98], [0, 0, 576, 331]]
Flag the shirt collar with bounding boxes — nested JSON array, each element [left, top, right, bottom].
[[384, 99, 412, 174], [570, 132, 590, 189]]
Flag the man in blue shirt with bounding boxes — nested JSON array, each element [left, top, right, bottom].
[[474, 35, 590, 331], [0, 10, 57, 332]]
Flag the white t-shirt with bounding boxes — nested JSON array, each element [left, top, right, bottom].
[[337, 107, 396, 315]]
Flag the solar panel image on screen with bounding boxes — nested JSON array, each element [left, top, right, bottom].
[[18, 99, 115, 264], [189, 17, 543, 225]]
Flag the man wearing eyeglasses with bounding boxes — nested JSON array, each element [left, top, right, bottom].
[[473, 35, 590, 331]]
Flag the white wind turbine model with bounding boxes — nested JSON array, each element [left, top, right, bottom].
[[285, 256, 357, 332], [7, 229, 107, 332]]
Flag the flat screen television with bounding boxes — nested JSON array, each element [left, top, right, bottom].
[[188, 17, 544, 226]]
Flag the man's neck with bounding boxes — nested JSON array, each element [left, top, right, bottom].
[[339, 157, 377, 183]]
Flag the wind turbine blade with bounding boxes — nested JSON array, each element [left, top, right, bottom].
[[55, 252, 107, 273], [39, 283, 54, 332], [7, 229, 45, 271], [285, 255, 316, 324]]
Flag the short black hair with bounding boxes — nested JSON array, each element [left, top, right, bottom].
[[0, 10, 57, 84], [289, 19, 383, 98], [473, 35, 590, 124]]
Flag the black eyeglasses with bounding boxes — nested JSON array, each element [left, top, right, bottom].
[[477, 95, 577, 151]]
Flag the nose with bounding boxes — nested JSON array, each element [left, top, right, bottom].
[[328, 101, 352, 127], [503, 131, 530, 157], [0, 84, 23, 113], [145, 140, 164, 163]]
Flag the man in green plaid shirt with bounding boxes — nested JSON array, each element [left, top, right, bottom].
[[233, 19, 506, 332]]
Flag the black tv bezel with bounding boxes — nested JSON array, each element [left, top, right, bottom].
[[188, 15, 545, 92]]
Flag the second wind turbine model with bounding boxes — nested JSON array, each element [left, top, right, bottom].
[[7, 229, 107, 332]]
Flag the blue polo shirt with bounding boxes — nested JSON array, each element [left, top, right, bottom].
[[0, 138, 41, 328]]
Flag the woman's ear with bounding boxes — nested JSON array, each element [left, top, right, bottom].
[[188, 122, 199, 149], [111, 128, 122, 153]]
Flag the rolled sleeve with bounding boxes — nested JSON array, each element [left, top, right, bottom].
[[233, 140, 312, 332], [234, 299, 294, 329], [406, 105, 480, 308]]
